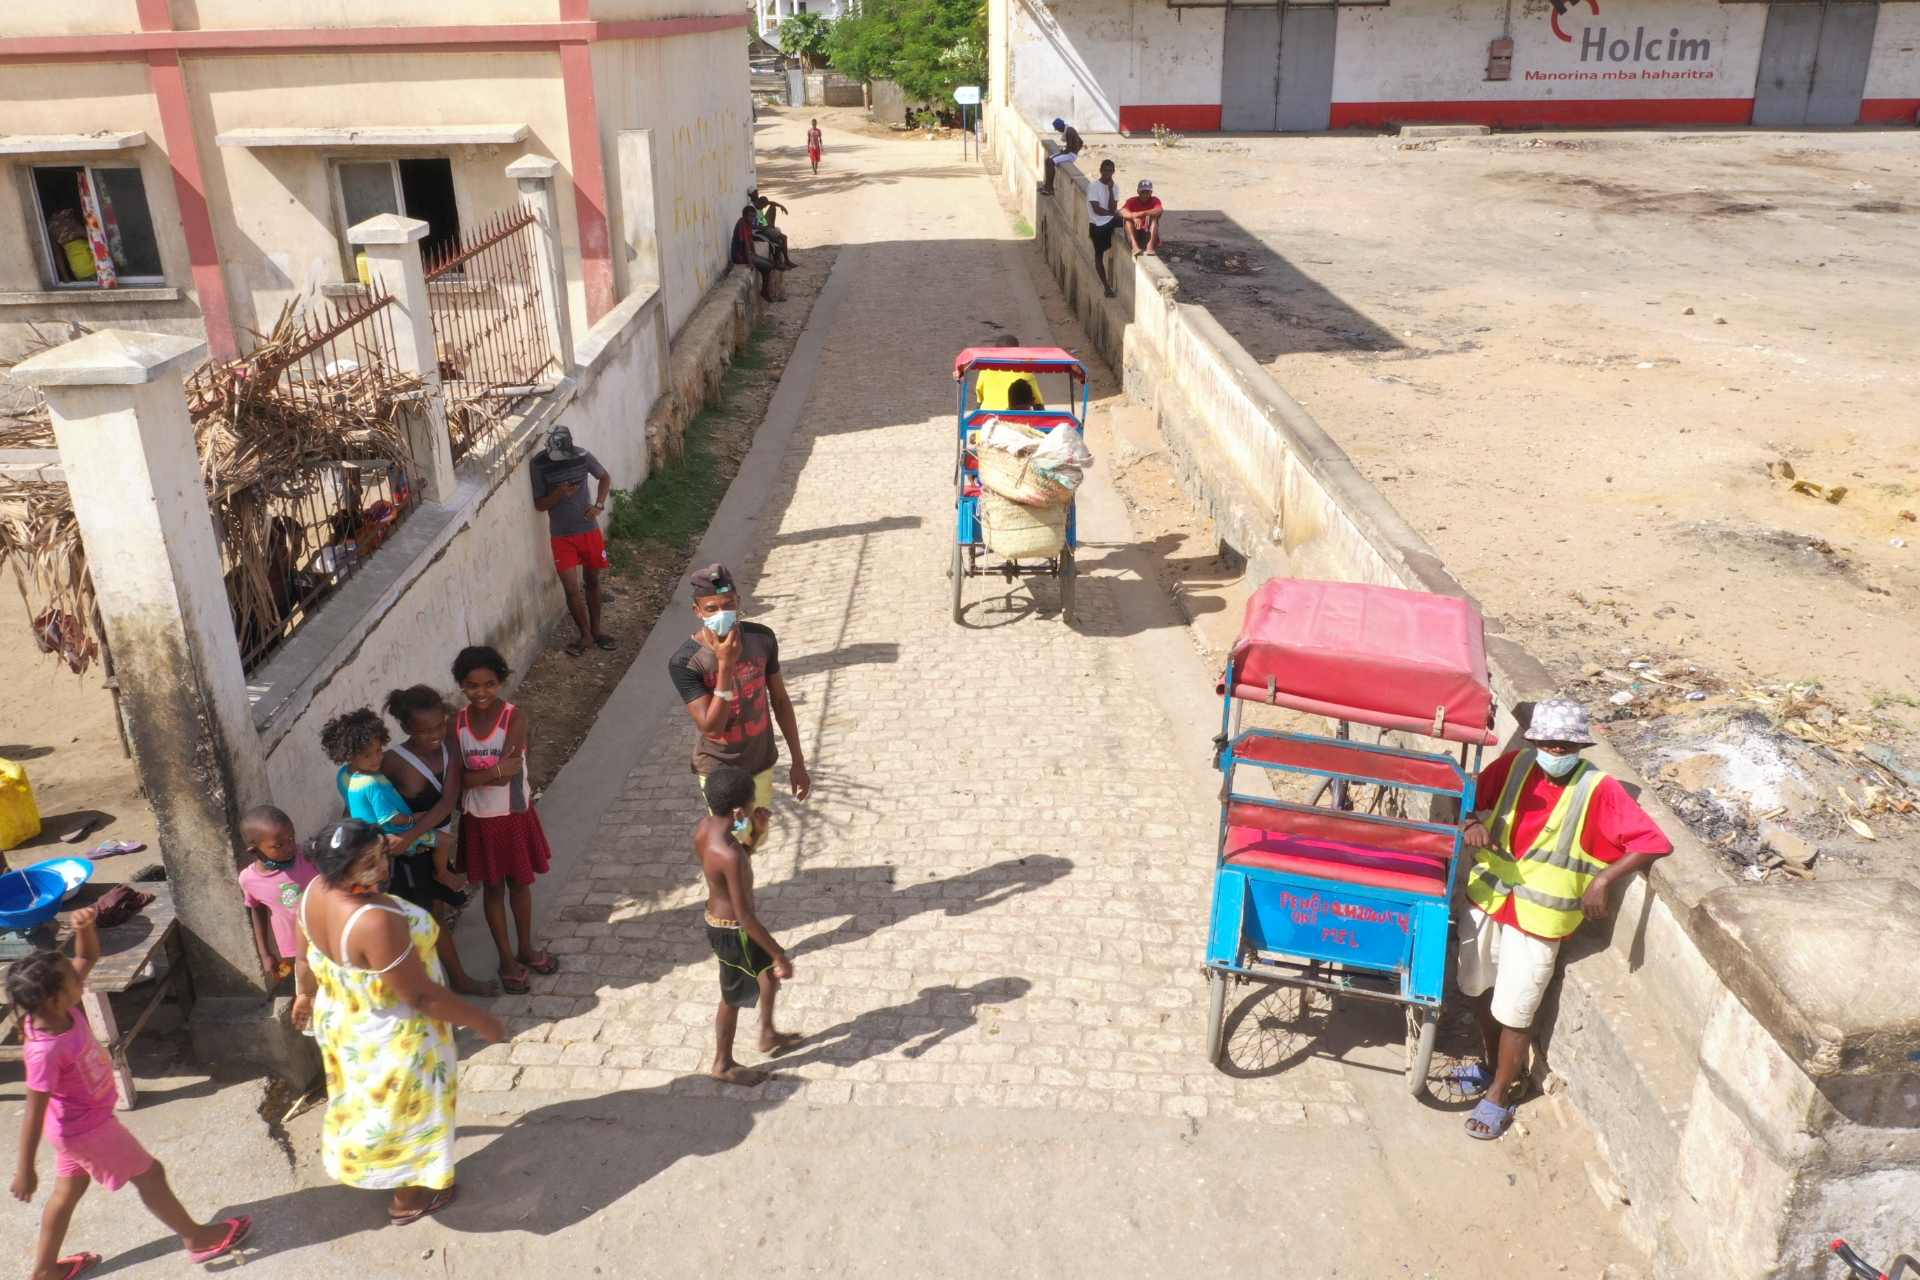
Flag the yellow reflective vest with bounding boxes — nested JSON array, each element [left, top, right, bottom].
[[1465, 750, 1609, 940]]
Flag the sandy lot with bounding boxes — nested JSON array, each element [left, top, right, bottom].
[[1057, 126, 1920, 881]]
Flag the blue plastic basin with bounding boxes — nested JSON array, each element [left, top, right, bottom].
[[0, 865, 69, 931]]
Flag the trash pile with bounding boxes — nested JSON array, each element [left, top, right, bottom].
[[1583, 662, 1920, 883], [972, 418, 1092, 560]]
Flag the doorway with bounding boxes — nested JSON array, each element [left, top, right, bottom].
[[1221, 2, 1338, 132], [1752, 1, 1878, 126]]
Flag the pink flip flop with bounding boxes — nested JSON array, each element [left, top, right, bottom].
[[187, 1215, 253, 1263], [55, 1254, 100, 1280]]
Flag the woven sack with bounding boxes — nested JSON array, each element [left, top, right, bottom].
[[980, 490, 1067, 559], [976, 425, 1073, 508]]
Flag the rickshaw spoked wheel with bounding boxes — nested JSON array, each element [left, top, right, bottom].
[[1205, 968, 1228, 1066], [950, 540, 965, 624], [1060, 547, 1076, 625], [1405, 1005, 1440, 1098]]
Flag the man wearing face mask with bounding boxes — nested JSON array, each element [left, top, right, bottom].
[[667, 564, 812, 847], [1455, 698, 1670, 1140], [530, 424, 613, 658]]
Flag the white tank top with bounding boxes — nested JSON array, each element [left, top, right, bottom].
[[457, 702, 526, 818]]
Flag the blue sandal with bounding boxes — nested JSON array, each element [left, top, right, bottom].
[[1465, 1097, 1514, 1140], [1446, 1063, 1495, 1098]]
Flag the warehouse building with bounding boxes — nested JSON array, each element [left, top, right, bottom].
[[993, 0, 1920, 131]]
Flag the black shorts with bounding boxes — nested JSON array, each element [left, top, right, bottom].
[[707, 922, 775, 1008], [388, 848, 462, 912], [1089, 220, 1116, 255]]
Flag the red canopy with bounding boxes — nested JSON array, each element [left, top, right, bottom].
[[1219, 579, 1498, 745], [952, 347, 1087, 380]]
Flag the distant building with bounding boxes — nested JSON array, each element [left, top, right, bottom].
[[0, 2, 757, 364], [758, 0, 846, 40], [989, 0, 1920, 132]]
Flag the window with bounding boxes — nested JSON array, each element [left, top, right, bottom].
[[30, 165, 165, 288], [330, 157, 462, 275]]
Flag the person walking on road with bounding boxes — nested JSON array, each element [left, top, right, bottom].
[[1041, 119, 1083, 196], [1454, 699, 1671, 1140], [293, 818, 505, 1226], [530, 425, 613, 657], [696, 765, 802, 1085], [1122, 179, 1164, 257], [669, 563, 811, 849], [1088, 159, 1121, 297], [807, 119, 824, 174]]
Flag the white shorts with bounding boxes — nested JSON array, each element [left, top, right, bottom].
[[1456, 908, 1561, 1030], [1051, 152, 1079, 167]]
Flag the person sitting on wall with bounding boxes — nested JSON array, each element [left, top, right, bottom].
[[530, 424, 614, 657], [1087, 159, 1122, 298], [1121, 179, 1164, 257], [732, 206, 780, 303], [1041, 119, 1084, 196], [750, 191, 798, 270], [1454, 699, 1672, 1140]]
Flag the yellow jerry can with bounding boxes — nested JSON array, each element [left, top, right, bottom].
[[0, 759, 43, 850]]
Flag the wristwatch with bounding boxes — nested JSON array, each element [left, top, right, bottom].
[[714, 689, 736, 702]]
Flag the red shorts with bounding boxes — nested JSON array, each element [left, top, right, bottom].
[[51, 1118, 154, 1190], [808, 146, 822, 162], [551, 529, 609, 573]]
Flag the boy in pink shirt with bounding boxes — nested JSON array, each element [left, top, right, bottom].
[[8, 907, 252, 1279], [235, 805, 318, 986]]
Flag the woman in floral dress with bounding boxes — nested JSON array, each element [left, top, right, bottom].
[[292, 819, 504, 1224]]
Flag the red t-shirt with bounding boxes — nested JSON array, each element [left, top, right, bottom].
[[1471, 750, 1672, 938], [1122, 195, 1162, 217]]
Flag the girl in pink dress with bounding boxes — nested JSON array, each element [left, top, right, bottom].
[[450, 645, 556, 993]]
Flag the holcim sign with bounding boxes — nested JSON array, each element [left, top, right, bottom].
[[1528, 0, 1728, 90]]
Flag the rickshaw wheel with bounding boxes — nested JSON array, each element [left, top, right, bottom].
[[950, 541, 965, 624], [1205, 969, 1228, 1065], [1060, 547, 1076, 625], [1405, 1005, 1440, 1098]]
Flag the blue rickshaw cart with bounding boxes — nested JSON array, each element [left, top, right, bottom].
[[949, 346, 1090, 625], [1205, 578, 1500, 1097]]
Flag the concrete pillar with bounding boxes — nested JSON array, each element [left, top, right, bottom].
[[348, 213, 458, 504], [506, 154, 576, 375], [10, 331, 271, 998]]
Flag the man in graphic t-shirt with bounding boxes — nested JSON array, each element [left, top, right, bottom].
[[667, 563, 812, 846], [530, 424, 614, 658]]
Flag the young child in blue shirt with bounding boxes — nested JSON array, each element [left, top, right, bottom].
[[319, 708, 451, 883]]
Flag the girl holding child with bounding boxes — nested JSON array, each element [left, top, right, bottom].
[[451, 646, 558, 994]]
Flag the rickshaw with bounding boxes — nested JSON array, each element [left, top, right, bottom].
[[949, 347, 1090, 625], [1205, 578, 1499, 1097]]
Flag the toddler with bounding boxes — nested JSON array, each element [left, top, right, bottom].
[[236, 804, 317, 986], [8, 909, 252, 1278]]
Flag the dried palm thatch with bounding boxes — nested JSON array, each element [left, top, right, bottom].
[[186, 299, 422, 664], [0, 322, 86, 450], [0, 475, 98, 673]]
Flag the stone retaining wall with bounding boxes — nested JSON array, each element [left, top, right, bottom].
[[986, 102, 1920, 1279]]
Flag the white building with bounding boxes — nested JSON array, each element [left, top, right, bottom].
[[759, 0, 846, 39]]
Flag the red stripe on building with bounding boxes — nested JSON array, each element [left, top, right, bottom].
[[1859, 98, 1920, 124], [1117, 104, 1223, 133], [1329, 98, 1756, 129]]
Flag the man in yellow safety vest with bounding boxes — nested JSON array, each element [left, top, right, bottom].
[[1456, 698, 1671, 1140]]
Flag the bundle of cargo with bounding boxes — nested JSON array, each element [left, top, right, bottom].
[[971, 418, 1092, 559]]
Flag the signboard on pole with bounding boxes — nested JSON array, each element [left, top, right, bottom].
[[954, 85, 982, 105]]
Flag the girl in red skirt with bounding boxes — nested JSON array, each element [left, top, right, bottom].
[[452, 645, 556, 993]]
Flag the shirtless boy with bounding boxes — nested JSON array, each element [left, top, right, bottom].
[[696, 766, 801, 1084]]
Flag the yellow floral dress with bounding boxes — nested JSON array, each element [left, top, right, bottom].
[[302, 893, 458, 1190]]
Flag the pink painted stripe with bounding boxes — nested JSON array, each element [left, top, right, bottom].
[[559, 38, 616, 324]]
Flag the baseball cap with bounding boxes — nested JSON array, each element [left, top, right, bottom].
[[689, 564, 736, 597], [1523, 698, 1596, 746], [1137, 179, 1153, 192], [1052, 118, 1066, 131]]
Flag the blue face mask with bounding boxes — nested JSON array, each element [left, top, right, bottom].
[[731, 813, 753, 841], [1536, 750, 1583, 778], [257, 857, 294, 874], [703, 610, 738, 637]]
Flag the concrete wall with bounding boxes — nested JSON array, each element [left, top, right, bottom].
[[986, 95, 1920, 1277], [1865, 4, 1920, 116], [1007, 0, 1224, 133]]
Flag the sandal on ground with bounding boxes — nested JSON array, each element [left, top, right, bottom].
[[594, 634, 617, 650], [53, 1254, 100, 1280], [187, 1215, 253, 1263], [563, 638, 587, 658], [1446, 1062, 1495, 1098], [389, 1185, 458, 1227], [498, 971, 532, 994], [520, 951, 559, 976], [1465, 1097, 1515, 1140]]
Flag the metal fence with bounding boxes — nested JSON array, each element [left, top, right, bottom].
[[425, 210, 557, 464], [189, 289, 423, 673]]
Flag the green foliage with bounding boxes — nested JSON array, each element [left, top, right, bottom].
[[828, 0, 985, 103], [778, 13, 834, 70]]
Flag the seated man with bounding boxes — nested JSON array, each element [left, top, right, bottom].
[[731, 206, 779, 303], [1040, 119, 1083, 196], [750, 191, 797, 270], [971, 335, 1027, 410], [1121, 179, 1163, 257], [1005, 379, 1043, 411]]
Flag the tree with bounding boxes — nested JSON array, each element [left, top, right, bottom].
[[778, 12, 834, 70], [828, 0, 984, 103]]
